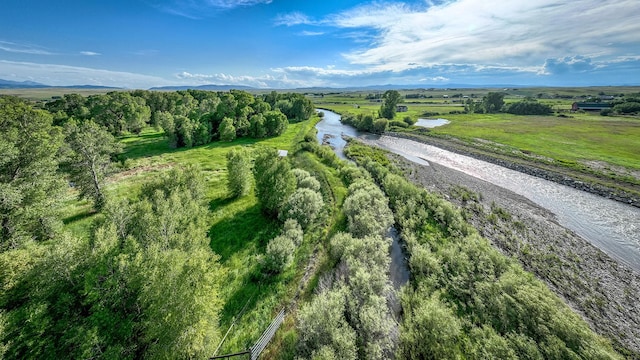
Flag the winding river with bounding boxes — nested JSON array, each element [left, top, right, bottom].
[[316, 109, 640, 272]]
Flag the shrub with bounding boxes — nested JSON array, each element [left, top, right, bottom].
[[282, 219, 303, 246], [389, 120, 409, 128], [403, 116, 416, 125], [372, 119, 388, 134], [264, 235, 295, 273], [613, 101, 640, 114], [600, 108, 612, 116], [226, 147, 251, 197], [297, 288, 357, 360], [504, 100, 552, 115], [343, 181, 394, 238], [280, 188, 324, 229], [291, 168, 321, 192]]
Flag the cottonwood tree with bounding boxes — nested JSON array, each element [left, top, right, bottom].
[[64, 120, 122, 211], [226, 147, 251, 197], [379, 90, 401, 120], [252, 148, 295, 217], [0, 96, 65, 249], [219, 117, 236, 142], [482, 92, 505, 113], [88, 92, 151, 135]]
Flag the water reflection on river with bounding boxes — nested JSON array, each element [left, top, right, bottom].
[[315, 109, 640, 272]]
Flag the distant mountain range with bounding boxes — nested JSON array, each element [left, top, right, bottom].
[[0, 79, 121, 90]]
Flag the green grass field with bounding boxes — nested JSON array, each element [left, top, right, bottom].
[[430, 112, 640, 171]]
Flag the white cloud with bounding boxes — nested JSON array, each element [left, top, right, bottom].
[[420, 76, 449, 82], [151, 0, 272, 18], [0, 40, 54, 55], [176, 71, 290, 88], [299, 31, 324, 37], [80, 51, 101, 56], [318, 0, 640, 75], [273, 12, 313, 27], [206, 0, 272, 8], [0, 60, 175, 88]]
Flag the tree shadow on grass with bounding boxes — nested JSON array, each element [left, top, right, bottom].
[[62, 209, 98, 225], [209, 203, 280, 263], [209, 196, 236, 211]]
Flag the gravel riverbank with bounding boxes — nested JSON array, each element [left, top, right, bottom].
[[389, 153, 640, 358], [388, 132, 640, 208]]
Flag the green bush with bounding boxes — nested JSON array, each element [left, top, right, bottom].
[[343, 181, 394, 238], [297, 288, 357, 360], [226, 147, 251, 197], [389, 120, 409, 128], [280, 188, 324, 229], [264, 235, 295, 273]]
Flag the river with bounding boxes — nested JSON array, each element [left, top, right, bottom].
[[316, 109, 640, 272]]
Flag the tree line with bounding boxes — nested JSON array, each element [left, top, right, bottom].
[[465, 92, 553, 115], [45, 89, 315, 147]]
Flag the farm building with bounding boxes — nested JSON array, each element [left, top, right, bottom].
[[571, 102, 612, 111], [396, 105, 408, 112]]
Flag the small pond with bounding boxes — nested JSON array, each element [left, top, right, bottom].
[[415, 118, 450, 128]]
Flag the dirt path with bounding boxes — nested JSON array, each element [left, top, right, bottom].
[[390, 153, 640, 357]]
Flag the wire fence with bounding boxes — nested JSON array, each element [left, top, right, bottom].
[[210, 308, 285, 360]]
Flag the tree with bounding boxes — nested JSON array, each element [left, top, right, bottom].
[[219, 117, 236, 142], [372, 118, 388, 134], [157, 111, 178, 147], [252, 148, 295, 217], [343, 181, 394, 238], [297, 288, 358, 360], [264, 110, 288, 136], [264, 234, 295, 273], [291, 169, 321, 192], [88, 92, 151, 135], [226, 147, 251, 197], [249, 113, 267, 138], [64, 120, 122, 210], [482, 92, 505, 113], [379, 90, 402, 120], [0, 96, 65, 249], [280, 188, 324, 229], [504, 100, 552, 115]]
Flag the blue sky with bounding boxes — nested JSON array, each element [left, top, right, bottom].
[[1, 0, 639, 88]]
